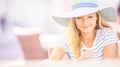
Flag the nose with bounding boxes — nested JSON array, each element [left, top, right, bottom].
[[82, 18, 88, 24]]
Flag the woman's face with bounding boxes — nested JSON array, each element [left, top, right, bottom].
[[74, 13, 98, 33]]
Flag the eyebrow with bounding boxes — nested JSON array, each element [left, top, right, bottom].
[[88, 12, 97, 15]]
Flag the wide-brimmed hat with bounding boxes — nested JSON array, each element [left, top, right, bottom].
[[52, 0, 117, 27]]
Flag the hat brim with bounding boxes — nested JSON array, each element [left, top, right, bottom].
[[52, 7, 117, 27]]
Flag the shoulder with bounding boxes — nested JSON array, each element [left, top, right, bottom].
[[55, 33, 71, 52], [98, 28, 113, 32], [97, 28, 115, 36], [97, 28, 118, 47]]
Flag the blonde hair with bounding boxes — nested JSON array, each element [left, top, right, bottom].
[[68, 12, 112, 59]]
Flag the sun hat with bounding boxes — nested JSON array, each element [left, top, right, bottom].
[[52, 0, 117, 27]]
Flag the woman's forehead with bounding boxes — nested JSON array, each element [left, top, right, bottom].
[[87, 12, 97, 16], [74, 13, 97, 18]]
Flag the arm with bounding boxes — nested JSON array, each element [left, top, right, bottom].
[[48, 47, 66, 61], [103, 43, 118, 59]]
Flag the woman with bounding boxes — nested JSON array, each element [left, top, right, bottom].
[[49, 0, 118, 61]]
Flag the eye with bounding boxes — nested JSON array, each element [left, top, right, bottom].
[[76, 17, 82, 19], [88, 16, 93, 18]]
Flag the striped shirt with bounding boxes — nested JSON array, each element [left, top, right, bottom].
[[56, 28, 118, 61]]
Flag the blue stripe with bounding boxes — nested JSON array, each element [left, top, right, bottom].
[[94, 33, 115, 49], [94, 50, 102, 56], [66, 52, 73, 60], [94, 31, 113, 43], [94, 37, 116, 50], [94, 45, 103, 53], [72, 3, 98, 10], [93, 53, 102, 58]]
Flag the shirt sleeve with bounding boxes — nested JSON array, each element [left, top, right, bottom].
[[55, 36, 70, 52], [103, 29, 118, 47]]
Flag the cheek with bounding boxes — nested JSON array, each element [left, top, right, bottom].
[[75, 20, 82, 26], [75, 22, 82, 29], [91, 19, 97, 26]]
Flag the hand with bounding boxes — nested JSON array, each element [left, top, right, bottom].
[[79, 49, 93, 60], [78, 55, 91, 60]]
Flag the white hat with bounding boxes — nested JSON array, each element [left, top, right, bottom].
[[52, 0, 117, 27]]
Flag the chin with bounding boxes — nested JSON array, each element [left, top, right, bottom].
[[81, 29, 92, 33]]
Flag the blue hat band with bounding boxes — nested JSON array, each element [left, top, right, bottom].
[[72, 3, 98, 10]]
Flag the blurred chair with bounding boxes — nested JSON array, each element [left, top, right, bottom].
[[117, 3, 120, 58], [14, 27, 48, 60]]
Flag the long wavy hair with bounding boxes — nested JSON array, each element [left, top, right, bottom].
[[68, 12, 112, 59]]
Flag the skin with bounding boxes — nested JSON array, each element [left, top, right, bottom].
[[118, 14, 120, 25], [48, 13, 118, 61], [74, 13, 97, 48]]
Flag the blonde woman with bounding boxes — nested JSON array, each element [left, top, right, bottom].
[[49, 0, 118, 61]]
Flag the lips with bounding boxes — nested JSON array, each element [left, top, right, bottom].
[[82, 26, 89, 28]]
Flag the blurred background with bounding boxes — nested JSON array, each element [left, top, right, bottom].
[[0, 0, 120, 62]]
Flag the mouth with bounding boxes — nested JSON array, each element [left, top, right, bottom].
[[82, 26, 89, 29]]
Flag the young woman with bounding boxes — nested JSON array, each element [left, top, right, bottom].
[[49, 0, 118, 61]]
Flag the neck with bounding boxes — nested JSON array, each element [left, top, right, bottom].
[[81, 29, 97, 43]]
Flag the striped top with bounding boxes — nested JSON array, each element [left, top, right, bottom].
[[56, 28, 118, 61]]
